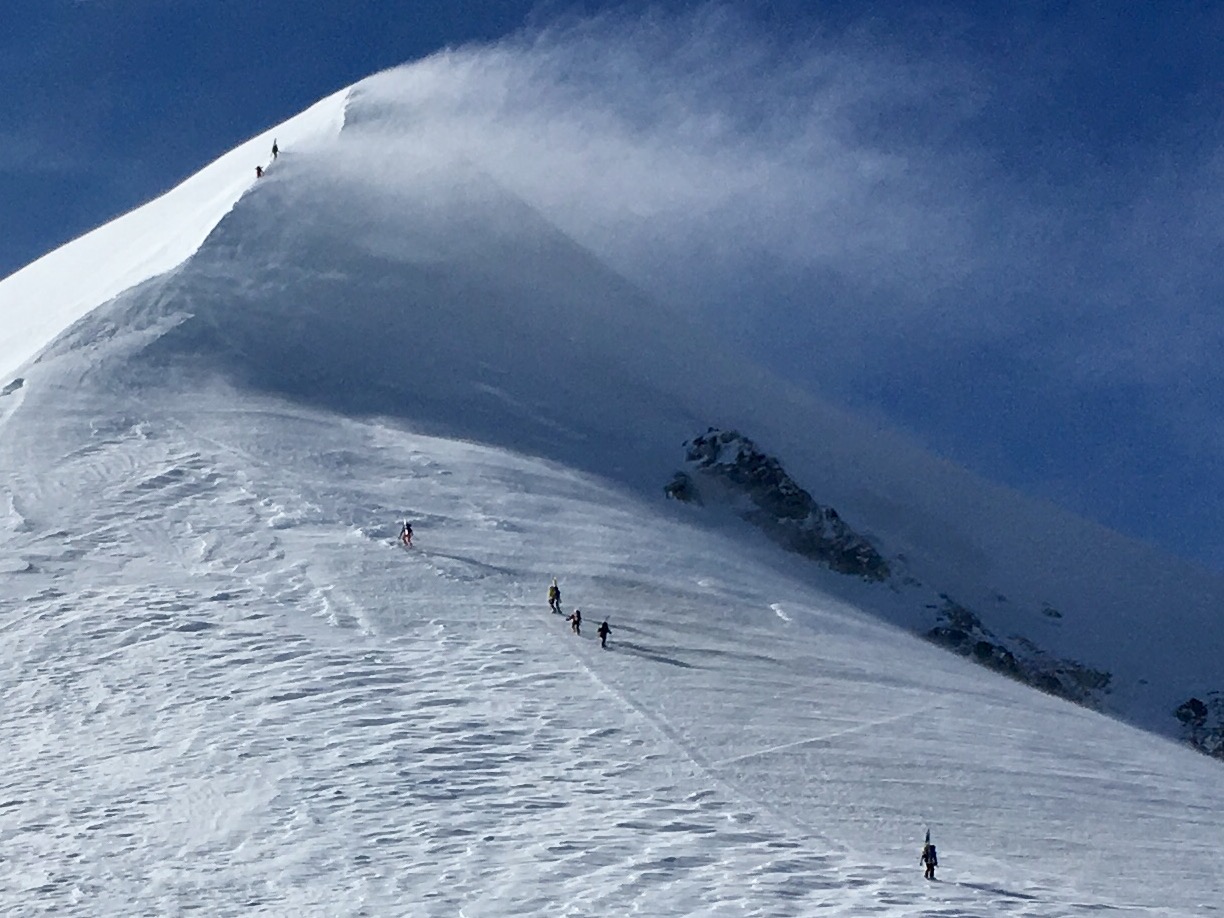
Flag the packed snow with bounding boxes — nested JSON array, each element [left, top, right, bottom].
[[1, 57, 1221, 917]]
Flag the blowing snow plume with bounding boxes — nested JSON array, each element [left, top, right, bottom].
[[21, 9, 987, 488], [323, 6, 1224, 570], [341, 8, 985, 336]]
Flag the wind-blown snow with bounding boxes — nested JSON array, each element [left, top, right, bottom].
[[1, 57, 1221, 917]]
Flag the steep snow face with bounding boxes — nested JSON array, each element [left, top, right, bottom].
[[0, 88, 350, 382]]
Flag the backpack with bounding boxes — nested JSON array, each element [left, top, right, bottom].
[[926, 845, 937, 865]]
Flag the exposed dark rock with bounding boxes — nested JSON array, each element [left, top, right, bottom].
[[925, 597, 1110, 707], [1176, 694, 1224, 759], [1176, 697, 1209, 728], [663, 471, 699, 503], [929, 626, 970, 648], [676, 429, 888, 581], [668, 427, 1133, 736]]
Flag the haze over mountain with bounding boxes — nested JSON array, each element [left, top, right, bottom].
[[7, 5, 1224, 573], [1, 51, 1221, 917]]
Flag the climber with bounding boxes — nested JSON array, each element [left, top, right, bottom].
[[919, 831, 938, 880]]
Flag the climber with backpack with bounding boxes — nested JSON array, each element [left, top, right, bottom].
[[919, 830, 938, 880]]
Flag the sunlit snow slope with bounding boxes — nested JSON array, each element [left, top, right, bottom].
[[0, 89, 348, 383], [1, 61, 1221, 917]]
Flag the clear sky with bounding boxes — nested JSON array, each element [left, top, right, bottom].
[[2, 1, 1222, 572]]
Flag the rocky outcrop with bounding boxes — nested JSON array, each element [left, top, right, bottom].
[[673, 428, 888, 581], [926, 598, 1021, 679], [663, 471, 700, 504], [1175, 694, 1224, 759], [925, 596, 1111, 707]]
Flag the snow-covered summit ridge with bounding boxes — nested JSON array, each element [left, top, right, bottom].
[[0, 88, 350, 381]]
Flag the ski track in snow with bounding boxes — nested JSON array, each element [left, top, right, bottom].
[[0, 381, 1219, 917]]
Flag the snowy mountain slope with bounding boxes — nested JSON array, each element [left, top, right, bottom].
[[2, 377, 1222, 916], [4, 60, 1221, 746], [24, 61, 1219, 743], [1, 58, 1223, 915], [333, 62, 1224, 740]]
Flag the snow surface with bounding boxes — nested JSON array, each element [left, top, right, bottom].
[[1, 58, 1222, 916]]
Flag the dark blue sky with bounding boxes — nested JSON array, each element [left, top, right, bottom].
[[3, 1, 1222, 570]]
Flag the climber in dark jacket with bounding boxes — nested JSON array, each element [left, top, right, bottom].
[[920, 836, 938, 880]]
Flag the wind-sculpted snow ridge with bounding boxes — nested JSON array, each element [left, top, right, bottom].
[[36, 131, 798, 495], [0, 88, 350, 381]]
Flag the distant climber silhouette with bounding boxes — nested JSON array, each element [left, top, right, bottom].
[[920, 830, 938, 880]]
